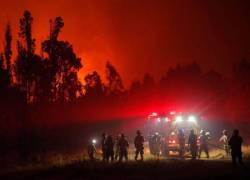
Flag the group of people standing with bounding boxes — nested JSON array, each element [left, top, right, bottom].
[[187, 129, 210, 159], [88, 128, 244, 167], [188, 128, 244, 166], [98, 130, 144, 162], [147, 129, 211, 159], [220, 129, 245, 167], [148, 132, 162, 156]]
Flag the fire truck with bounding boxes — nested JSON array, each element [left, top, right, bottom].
[[145, 111, 201, 156]]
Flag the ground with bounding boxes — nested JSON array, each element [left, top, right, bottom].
[[1, 159, 250, 180], [1, 147, 250, 179]]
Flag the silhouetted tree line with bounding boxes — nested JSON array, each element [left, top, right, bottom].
[[1, 11, 126, 105], [1, 10, 250, 159], [0, 10, 250, 122]]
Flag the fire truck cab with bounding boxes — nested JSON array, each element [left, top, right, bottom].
[[145, 111, 201, 156]]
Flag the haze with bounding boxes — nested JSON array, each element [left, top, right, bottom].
[[0, 0, 250, 85]]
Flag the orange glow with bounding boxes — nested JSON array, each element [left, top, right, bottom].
[[1, 0, 250, 86]]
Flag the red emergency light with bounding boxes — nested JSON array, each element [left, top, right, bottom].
[[169, 140, 176, 144]]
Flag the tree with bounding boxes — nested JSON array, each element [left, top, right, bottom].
[[129, 80, 142, 95], [84, 71, 105, 98], [4, 24, 12, 83], [0, 54, 9, 88], [105, 61, 124, 96], [58, 71, 83, 102], [19, 11, 35, 56], [42, 17, 82, 102], [202, 70, 226, 92], [160, 61, 202, 89], [234, 59, 250, 89], [142, 73, 155, 90], [0, 24, 12, 88], [14, 10, 42, 103]]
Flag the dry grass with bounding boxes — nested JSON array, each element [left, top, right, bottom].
[[243, 146, 250, 159], [2, 157, 250, 179], [1, 145, 250, 177]]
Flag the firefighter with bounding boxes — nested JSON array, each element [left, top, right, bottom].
[[228, 129, 245, 167], [134, 130, 145, 161], [198, 130, 209, 158], [148, 134, 154, 155], [178, 129, 185, 158], [118, 133, 129, 162], [153, 132, 161, 157], [114, 134, 121, 161], [88, 140, 97, 160], [105, 135, 114, 162], [101, 133, 107, 161], [160, 135, 168, 157], [188, 129, 198, 159], [219, 130, 230, 156]]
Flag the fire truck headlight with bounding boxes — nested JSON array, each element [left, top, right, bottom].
[[188, 116, 196, 123], [175, 116, 183, 122], [157, 117, 161, 122]]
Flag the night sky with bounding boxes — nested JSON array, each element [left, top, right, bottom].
[[1, 0, 250, 86]]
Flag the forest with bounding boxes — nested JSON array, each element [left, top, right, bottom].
[[1, 10, 250, 159]]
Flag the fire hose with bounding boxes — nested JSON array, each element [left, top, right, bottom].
[[208, 143, 226, 150]]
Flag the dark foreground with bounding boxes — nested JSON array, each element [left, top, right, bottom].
[[1, 160, 250, 180]]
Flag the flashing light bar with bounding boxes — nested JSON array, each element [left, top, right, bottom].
[[170, 111, 176, 115], [152, 112, 158, 116]]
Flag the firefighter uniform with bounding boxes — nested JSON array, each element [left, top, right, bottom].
[[148, 134, 154, 155], [88, 143, 96, 160], [188, 130, 198, 159], [101, 133, 107, 161], [114, 135, 120, 160], [220, 130, 230, 156], [152, 133, 161, 157], [229, 129, 244, 167], [178, 129, 185, 157], [106, 135, 114, 162], [134, 130, 145, 161], [118, 134, 129, 162], [199, 131, 209, 158]]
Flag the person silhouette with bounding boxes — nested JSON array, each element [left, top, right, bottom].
[[198, 130, 210, 159], [118, 133, 129, 162], [101, 133, 107, 161], [219, 130, 230, 156], [106, 135, 114, 162], [228, 129, 245, 167], [134, 130, 145, 161], [188, 130, 198, 159]]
